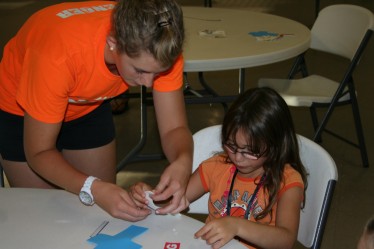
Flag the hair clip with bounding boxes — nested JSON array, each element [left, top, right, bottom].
[[154, 8, 169, 16], [157, 19, 171, 27], [155, 8, 171, 27]]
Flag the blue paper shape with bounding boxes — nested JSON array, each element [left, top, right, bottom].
[[88, 225, 148, 249], [249, 31, 279, 37]]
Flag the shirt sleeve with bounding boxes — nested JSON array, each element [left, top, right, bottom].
[[153, 54, 184, 92], [17, 48, 72, 123], [278, 164, 305, 200]]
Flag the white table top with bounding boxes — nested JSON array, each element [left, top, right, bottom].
[[0, 188, 246, 249], [182, 6, 311, 72]]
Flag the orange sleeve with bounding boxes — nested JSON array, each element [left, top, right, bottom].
[[17, 49, 72, 122], [153, 54, 184, 92], [198, 155, 230, 193], [278, 164, 305, 200]]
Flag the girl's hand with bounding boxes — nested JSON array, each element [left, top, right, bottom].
[[129, 182, 153, 210], [194, 217, 238, 249], [92, 180, 151, 221]]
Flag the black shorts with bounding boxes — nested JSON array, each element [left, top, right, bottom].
[[0, 101, 115, 162]]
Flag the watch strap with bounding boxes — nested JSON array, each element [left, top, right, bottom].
[[83, 176, 98, 190], [80, 176, 98, 205]]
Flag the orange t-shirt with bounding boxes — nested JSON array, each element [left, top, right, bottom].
[[0, 1, 183, 123], [198, 154, 304, 248]]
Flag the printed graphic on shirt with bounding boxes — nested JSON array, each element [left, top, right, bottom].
[[68, 95, 114, 104], [213, 189, 264, 220], [56, 4, 114, 19]]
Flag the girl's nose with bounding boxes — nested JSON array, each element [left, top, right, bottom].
[[234, 152, 245, 161]]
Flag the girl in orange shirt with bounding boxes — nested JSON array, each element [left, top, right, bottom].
[[132, 87, 308, 248]]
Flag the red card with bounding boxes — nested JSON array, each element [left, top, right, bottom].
[[164, 242, 180, 249]]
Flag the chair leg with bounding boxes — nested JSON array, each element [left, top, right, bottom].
[[315, 0, 320, 18], [312, 82, 369, 167], [348, 85, 369, 167], [310, 105, 322, 143], [288, 54, 308, 79], [0, 162, 4, 188], [198, 72, 228, 112]]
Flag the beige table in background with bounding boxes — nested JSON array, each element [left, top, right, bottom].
[[117, 6, 311, 170], [0, 188, 247, 249], [183, 6, 310, 78]]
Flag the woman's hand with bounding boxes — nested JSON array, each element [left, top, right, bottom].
[[151, 160, 190, 215], [129, 182, 153, 210], [194, 217, 238, 249], [93, 180, 151, 221]]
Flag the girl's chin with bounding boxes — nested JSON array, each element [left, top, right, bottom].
[[236, 167, 263, 177]]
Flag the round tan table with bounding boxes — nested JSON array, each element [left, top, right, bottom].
[[183, 6, 311, 72]]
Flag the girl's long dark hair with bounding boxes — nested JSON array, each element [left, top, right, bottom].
[[221, 87, 308, 220]]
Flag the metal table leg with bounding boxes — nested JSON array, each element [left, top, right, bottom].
[[116, 69, 246, 172]]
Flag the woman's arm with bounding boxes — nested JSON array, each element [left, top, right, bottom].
[[23, 112, 85, 192], [23, 112, 151, 221], [195, 187, 303, 249], [151, 87, 193, 214]]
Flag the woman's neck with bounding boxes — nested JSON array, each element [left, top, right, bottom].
[[105, 63, 119, 75]]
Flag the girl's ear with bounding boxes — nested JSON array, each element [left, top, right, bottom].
[[106, 36, 117, 50]]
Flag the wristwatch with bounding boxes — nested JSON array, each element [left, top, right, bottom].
[[79, 176, 98, 206]]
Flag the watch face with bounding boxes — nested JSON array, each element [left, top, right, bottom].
[[79, 191, 93, 206]]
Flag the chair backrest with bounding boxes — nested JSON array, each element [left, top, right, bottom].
[[189, 125, 223, 214], [297, 135, 338, 249], [189, 125, 338, 249], [311, 4, 374, 60]]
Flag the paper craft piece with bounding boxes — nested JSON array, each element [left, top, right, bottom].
[[88, 225, 148, 249], [144, 191, 181, 216], [144, 191, 160, 211], [199, 29, 226, 38], [249, 31, 293, 41]]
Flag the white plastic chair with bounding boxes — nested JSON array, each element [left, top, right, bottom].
[[188, 125, 223, 214], [258, 4, 374, 167], [189, 125, 338, 249]]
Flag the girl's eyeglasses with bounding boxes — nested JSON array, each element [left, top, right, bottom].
[[223, 143, 263, 160]]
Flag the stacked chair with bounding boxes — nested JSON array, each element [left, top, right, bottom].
[[258, 4, 373, 167]]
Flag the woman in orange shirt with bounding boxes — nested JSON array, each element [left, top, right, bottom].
[[0, 0, 192, 221]]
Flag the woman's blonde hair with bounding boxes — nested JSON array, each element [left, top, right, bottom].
[[111, 0, 184, 67]]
